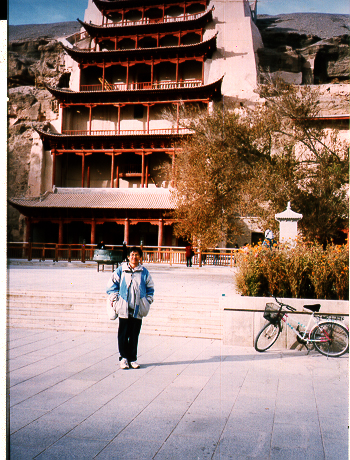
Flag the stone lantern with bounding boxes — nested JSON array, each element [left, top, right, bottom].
[[275, 202, 303, 244]]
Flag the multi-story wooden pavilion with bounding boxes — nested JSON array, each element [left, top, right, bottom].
[[9, 0, 261, 247]]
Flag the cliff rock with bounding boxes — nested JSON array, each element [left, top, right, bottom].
[[256, 13, 349, 84]]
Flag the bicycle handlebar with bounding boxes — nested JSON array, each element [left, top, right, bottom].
[[273, 294, 297, 312]]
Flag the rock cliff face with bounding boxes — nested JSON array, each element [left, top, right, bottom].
[[7, 15, 350, 241], [8, 31, 71, 240], [256, 13, 349, 84]]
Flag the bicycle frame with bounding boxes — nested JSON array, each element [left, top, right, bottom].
[[281, 310, 318, 344], [280, 308, 346, 345]]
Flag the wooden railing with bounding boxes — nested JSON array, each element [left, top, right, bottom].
[[80, 79, 202, 92], [7, 243, 238, 267], [62, 128, 192, 136], [104, 11, 204, 27]]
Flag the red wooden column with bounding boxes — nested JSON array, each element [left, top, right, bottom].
[[111, 151, 115, 188], [126, 59, 129, 88], [176, 102, 180, 133], [158, 219, 164, 248], [124, 218, 129, 244], [145, 157, 149, 187], [146, 104, 150, 133], [151, 58, 154, 86], [76, 152, 92, 188], [81, 153, 85, 188], [60, 103, 65, 133], [91, 219, 96, 245], [176, 56, 179, 84], [116, 162, 120, 188], [25, 216, 31, 242], [52, 149, 56, 187], [102, 61, 105, 90], [117, 104, 121, 133], [88, 105, 92, 134], [58, 219, 63, 245], [141, 151, 145, 188], [171, 151, 175, 186]]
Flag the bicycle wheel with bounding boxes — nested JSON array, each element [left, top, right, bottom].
[[311, 322, 349, 357], [254, 322, 281, 352]]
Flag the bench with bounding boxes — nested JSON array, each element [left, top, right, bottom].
[[93, 249, 123, 272]]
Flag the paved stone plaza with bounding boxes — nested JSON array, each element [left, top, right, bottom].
[[7, 262, 349, 459]]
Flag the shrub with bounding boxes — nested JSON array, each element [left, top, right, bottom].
[[234, 241, 348, 300]]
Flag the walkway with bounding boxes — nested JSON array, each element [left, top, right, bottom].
[[7, 261, 349, 459], [8, 327, 348, 459]]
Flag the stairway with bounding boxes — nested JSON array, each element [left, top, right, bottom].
[[7, 290, 222, 339]]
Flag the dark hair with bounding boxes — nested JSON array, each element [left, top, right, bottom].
[[127, 246, 143, 257]]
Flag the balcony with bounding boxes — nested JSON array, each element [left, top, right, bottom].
[[104, 11, 205, 27], [80, 79, 202, 92], [61, 128, 192, 136]]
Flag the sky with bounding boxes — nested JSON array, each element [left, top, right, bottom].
[[7, 0, 350, 25]]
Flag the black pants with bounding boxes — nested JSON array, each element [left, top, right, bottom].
[[118, 316, 142, 362]]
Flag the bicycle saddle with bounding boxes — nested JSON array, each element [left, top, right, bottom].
[[303, 304, 321, 312]]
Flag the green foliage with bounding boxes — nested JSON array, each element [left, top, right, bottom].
[[235, 242, 349, 300]]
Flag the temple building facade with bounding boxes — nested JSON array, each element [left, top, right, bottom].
[[9, 0, 262, 247]]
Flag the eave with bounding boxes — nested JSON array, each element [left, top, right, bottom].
[[77, 7, 213, 38], [34, 127, 190, 151], [61, 33, 217, 65], [45, 76, 223, 104]]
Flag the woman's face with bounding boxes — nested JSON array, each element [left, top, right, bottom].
[[128, 251, 141, 268]]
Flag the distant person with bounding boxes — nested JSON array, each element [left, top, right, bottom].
[[122, 241, 128, 261], [106, 246, 154, 370], [263, 229, 275, 249], [185, 244, 194, 267], [213, 246, 219, 265], [97, 240, 105, 249]]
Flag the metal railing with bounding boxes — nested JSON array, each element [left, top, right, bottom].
[[7, 243, 238, 267]]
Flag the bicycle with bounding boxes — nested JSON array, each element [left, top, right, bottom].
[[254, 296, 349, 357]]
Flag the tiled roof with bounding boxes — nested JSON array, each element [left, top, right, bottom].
[[62, 33, 217, 64], [275, 202, 303, 221], [9, 188, 176, 210], [78, 8, 214, 37]]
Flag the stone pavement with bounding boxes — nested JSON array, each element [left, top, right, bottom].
[[7, 261, 349, 459], [8, 327, 348, 460], [7, 260, 238, 297]]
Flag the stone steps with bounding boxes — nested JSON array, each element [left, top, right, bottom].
[[7, 290, 222, 339]]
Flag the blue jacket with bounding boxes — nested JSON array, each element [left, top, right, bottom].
[[106, 262, 154, 319]]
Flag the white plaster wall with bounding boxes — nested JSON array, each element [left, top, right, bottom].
[[278, 221, 299, 243], [83, 0, 103, 25], [205, 0, 262, 102]]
